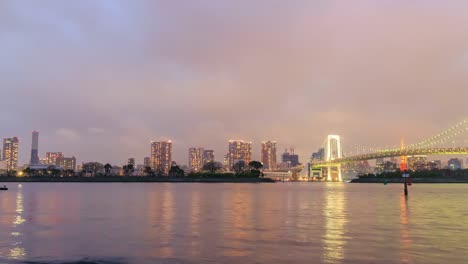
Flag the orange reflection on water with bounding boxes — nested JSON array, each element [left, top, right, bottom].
[[323, 183, 347, 264], [157, 187, 174, 258], [9, 186, 27, 260], [222, 186, 253, 257], [189, 190, 201, 256], [399, 195, 412, 263]]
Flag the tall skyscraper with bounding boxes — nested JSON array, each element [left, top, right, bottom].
[[30, 130, 40, 165], [228, 140, 252, 170], [128, 158, 135, 167], [189, 147, 204, 172], [46, 152, 64, 165], [151, 141, 172, 175], [203, 150, 215, 165], [2, 137, 19, 171], [261, 141, 277, 171]]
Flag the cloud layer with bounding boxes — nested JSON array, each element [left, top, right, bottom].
[[1, 0, 467, 166]]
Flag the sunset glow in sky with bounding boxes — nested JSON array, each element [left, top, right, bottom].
[[1, 0, 467, 165]]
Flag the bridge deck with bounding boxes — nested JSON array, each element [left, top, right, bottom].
[[311, 147, 468, 168]]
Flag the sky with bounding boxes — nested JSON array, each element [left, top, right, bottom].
[[1, 0, 467, 166]]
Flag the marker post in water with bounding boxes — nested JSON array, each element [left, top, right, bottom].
[[402, 170, 410, 196]]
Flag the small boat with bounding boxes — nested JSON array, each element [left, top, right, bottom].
[[0, 185, 8, 191]]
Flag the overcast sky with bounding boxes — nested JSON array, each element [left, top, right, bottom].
[[1, 0, 467, 166]]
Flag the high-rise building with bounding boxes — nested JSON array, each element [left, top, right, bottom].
[[30, 130, 40, 165], [228, 140, 252, 170], [203, 150, 215, 165], [151, 141, 172, 175], [2, 137, 19, 171], [189, 147, 204, 172], [282, 148, 299, 168], [261, 141, 277, 171], [128, 158, 135, 167], [46, 152, 64, 165], [143, 157, 151, 167], [407, 155, 428, 171], [57, 156, 77, 171]]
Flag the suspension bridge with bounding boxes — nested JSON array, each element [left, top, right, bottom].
[[310, 120, 468, 181]]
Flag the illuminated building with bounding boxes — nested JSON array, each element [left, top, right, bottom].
[[0, 160, 8, 171], [151, 141, 172, 175], [383, 161, 398, 173], [428, 160, 441, 170], [45, 152, 64, 165], [281, 148, 299, 168], [30, 131, 40, 165], [2, 137, 19, 171], [261, 141, 277, 171], [143, 157, 151, 167], [57, 156, 76, 171], [189, 147, 204, 172], [357, 160, 373, 174], [448, 158, 462, 170], [376, 158, 385, 173], [228, 140, 252, 171], [203, 150, 215, 165], [407, 155, 428, 171]]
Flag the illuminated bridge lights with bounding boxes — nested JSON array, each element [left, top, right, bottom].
[[311, 147, 468, 168]]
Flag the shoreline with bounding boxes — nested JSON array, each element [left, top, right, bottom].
[[0, 177, 275, 183], [350, 177, 468, 183]]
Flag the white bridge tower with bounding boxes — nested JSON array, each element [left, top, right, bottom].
[[325, 135, 343, 181]]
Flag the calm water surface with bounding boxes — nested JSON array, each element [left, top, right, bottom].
[[0, 183, 467, 264]]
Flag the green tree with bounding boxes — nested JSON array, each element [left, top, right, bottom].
[[64, 169, 75, 177], [248, 161, 263, 170], [248, 161, 264, 178], [169, 165, 185, 177], [202, 161, 223, 173], [104, 163, 112, 175], [144, 166, 155, 177], [23, 167, 32, 177], [82, 162, 104, 176], [123, 163, 135, 176], [233, 160, 247, 174]]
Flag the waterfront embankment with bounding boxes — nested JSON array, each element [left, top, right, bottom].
[[0, 176, 275, 183], [351, 177, 468, 183]]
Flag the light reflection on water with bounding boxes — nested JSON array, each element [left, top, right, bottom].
[[9, 186, 26, 260], [323, 184, 347, 264], [0, 183, 467, 264], [400, 195, 412, 264]]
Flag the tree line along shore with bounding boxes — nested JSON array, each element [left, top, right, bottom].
[[0, 161, 275, 183], [351, 169, 468, 183]]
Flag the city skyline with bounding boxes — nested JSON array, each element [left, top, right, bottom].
[[0, 128, 466, 169], [1, 1, 468, 166]]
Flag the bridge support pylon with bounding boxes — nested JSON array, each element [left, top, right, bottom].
[[325, 135, 343, 182]]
